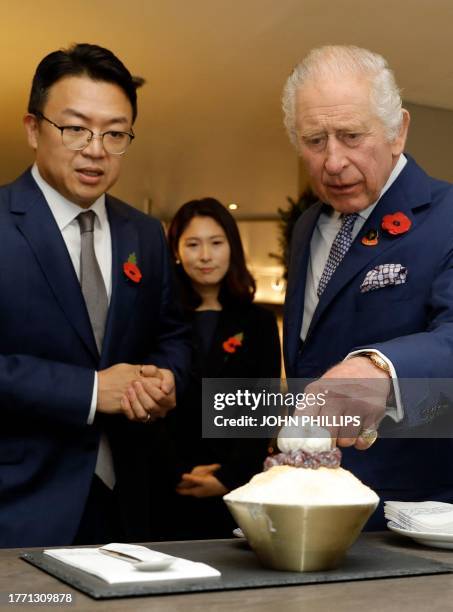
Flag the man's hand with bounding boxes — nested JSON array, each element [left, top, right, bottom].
[[122, 367, 177, 422], [97, 364, 176, 423], [300, 356, 390, 450], [176, 464, 229, 498], [97, 363, 145, 419]]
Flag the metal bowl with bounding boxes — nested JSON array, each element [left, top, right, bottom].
[[224, 498, 378, 572]]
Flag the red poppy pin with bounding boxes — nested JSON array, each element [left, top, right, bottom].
[[123, 252, 142, 283], [381, 212, 412, 236], [223, 332, 244, 354]]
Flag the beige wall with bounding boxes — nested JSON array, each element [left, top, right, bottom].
[[404, 102, 453, 183], [2, 0, 453, 219]]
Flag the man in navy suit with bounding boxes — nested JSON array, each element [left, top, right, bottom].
[[0, 44, 190, 547], [282, 45, 453, 528]]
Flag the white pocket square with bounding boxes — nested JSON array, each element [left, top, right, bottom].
[[360, 264, 408, 294]]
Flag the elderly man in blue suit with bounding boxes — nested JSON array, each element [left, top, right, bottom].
[[282, 45, 453, 528], [0, 44, 190, 547]]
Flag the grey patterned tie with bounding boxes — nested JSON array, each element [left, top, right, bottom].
[[317, 213, 358, 297], [77, 211, 115, 490], [77, 211, 108, 352]]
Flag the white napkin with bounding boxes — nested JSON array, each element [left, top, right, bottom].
[[385, 501, 453, 534], [44, 543, 221, 584]]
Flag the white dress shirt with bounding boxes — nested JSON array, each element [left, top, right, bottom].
[[300, 154, 408, 422]]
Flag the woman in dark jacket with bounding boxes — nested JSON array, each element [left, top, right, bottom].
[[163, 198, 281, 539]]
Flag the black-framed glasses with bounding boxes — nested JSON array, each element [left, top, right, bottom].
[[35, 112, 135, 155]]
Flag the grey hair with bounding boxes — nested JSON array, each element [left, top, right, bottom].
[[282, 45, 403, 151]]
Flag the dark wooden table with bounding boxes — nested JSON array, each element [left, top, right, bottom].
[[1, 533, 453, 611]]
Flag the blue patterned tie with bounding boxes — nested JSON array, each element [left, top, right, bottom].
[[317, 213, 358, 297]]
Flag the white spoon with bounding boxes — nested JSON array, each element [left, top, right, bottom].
[[99, 547, 175, 571], [133, 558, 175, 572]]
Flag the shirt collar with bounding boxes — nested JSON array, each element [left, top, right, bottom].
[[328, 153, 408, 223], [356, 153, 407, 221], [31, 163, 107, 231]]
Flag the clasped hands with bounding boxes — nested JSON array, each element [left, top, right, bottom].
[[97, 363, 176, 423]]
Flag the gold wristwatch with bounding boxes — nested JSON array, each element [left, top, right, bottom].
[[362, 352, 391, 374]]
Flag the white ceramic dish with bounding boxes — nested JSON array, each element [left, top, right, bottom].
[[387, 521, 453, 550]]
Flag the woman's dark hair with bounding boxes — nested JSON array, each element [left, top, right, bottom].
[[28, 43, 139, 122], [167, 198, 256, 310]]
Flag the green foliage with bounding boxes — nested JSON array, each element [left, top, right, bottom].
[[270, 188, 318, 279]]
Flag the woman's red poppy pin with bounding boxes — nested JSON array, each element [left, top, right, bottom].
[[123, 252, 142, 283], [222, 332, 244, 354]]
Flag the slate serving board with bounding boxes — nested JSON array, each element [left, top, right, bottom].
[[21, 533, 453, 600]]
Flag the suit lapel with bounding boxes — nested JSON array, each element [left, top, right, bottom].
[[10, 171, 99, 361], [100, 196, 140, 366], [306, 157, 432, 340], [284, 202, 323, 369]]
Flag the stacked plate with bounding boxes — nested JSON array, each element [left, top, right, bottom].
[[385, 501, 453, 549]]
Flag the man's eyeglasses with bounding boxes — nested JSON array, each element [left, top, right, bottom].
[[35, 112, 135, 155]]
